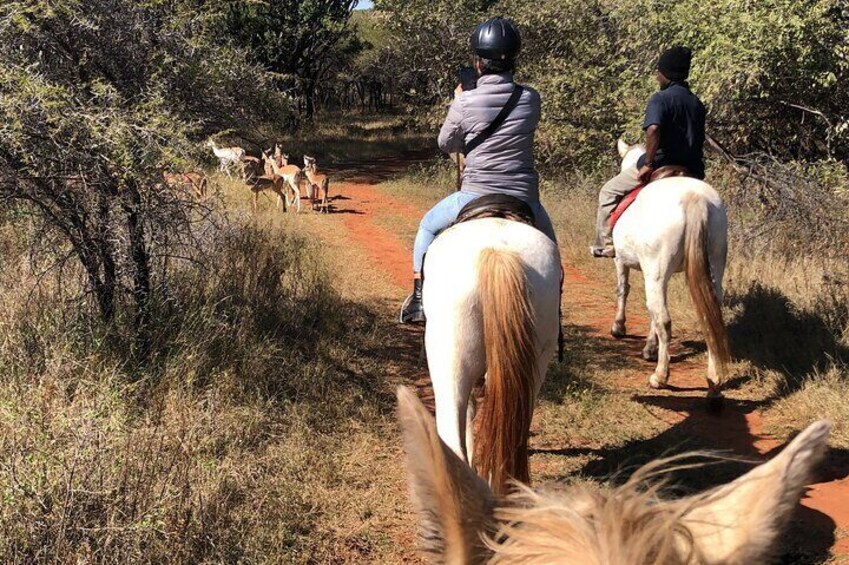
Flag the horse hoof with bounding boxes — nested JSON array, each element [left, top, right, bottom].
[[611, 324, 626, 339], [642, 349, 658, 362], [706, 393, 725, 414], [649, 374, 667, 389]]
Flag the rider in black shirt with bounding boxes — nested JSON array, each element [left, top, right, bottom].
[[591, 46, 706, 258]]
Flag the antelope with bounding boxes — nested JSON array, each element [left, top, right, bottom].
[[246, 153, 286, 213], [162, 171, 208, 199], [241, 155, 264, 183], [303, 155, 331, 213], [206, 139, 245, 178], [262, 151, 302, 213]]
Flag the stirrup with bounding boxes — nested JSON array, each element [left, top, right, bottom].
[[400, 293, 426, 324]]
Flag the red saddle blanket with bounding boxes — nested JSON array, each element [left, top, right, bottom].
[[609, 185, 644, 230], [608, 165, 693, 230]]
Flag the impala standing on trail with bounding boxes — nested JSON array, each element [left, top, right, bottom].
[[399, 16, 557, 324], [591, 46, 706, 258]]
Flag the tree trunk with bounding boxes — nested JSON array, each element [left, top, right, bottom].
[[123, 180, 152, 360], [304, 80, 317, 121]]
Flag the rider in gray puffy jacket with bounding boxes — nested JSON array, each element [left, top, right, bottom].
[[400, 16, 557, 324]]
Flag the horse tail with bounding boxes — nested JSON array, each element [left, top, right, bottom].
[[683, 193, 730, 384], [476, 247, 536, 496]]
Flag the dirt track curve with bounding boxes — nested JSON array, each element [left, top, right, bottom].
[[320, 155, 849, 562]]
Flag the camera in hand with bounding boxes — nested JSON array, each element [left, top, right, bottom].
[[458, 66, 478, 91]]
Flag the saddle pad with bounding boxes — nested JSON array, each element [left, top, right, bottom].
[[609, 185, 644, 230]]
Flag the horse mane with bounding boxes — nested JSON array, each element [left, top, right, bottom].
[[485, 458, 718, 565]]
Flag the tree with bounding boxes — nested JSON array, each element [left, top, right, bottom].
[[0, 0, 285, 357], [222, 0, 359, 120]]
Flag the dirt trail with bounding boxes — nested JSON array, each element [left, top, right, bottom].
[[319, 161, 849, 561]]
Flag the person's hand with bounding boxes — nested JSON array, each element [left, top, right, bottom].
[[454, 83, 463, 97], [638, 164, 654, 184]]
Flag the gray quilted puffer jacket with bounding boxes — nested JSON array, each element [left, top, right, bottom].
[[438, 72, 541, 203]]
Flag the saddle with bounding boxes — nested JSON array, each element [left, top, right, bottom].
[[609, 166, 693, 230], [455, 193, 536, 228]]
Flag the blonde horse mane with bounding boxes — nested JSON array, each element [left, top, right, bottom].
[[489, 462, 706, 565]]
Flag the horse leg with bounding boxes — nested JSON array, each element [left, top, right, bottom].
[[611, 258, 630, 338], [642, 319, 659, 362], [431, 364, 478, 463], [644, 270, 672, 389], [427, 316, 485, 463]]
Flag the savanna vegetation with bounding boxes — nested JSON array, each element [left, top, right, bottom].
[[366, 0, 849, 451], [0, 0, 847, 562]]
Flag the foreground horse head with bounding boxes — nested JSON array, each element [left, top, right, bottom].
[[422, 217, 561, 495], [398, 386, 830, 564], [611, 140, 729, 404]]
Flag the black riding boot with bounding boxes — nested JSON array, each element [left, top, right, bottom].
[[400, 278, 426, 324]]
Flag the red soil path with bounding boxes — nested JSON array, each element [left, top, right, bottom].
[[326, 171, 849, 560]]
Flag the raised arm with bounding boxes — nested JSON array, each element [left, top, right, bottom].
[[438, 94, 465, 154]]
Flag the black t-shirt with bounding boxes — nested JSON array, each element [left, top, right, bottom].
[[638, 82, 706, 179]]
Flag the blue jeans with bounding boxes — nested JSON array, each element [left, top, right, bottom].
[[413, 191, 558, 273]]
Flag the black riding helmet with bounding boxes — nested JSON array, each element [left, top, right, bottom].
[[470, 16, 521, 61]]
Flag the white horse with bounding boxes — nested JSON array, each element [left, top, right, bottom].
[[611, 140, 729, 401], [422, 218, 561, 495], [398, 385, 831, 564]]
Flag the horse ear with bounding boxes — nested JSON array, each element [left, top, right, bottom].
[[396, 387, 496, 564], [617, 138, 630, 158], [681, 420, 830, 563]]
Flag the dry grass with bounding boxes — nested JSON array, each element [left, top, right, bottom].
[[766, 366, 849, 448], [0, 153, 421, 562]]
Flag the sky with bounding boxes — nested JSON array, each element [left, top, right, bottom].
[[354, 0, 373, 10]]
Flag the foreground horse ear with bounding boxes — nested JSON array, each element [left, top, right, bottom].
[[396, 386, 496, 564], [682, 420, 831, 563], [617, 138, 630, 158]]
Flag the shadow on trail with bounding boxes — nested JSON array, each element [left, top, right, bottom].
[[328, 150, 437, 184]]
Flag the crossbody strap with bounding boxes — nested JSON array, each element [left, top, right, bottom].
[[463, 85, 524, 155]]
